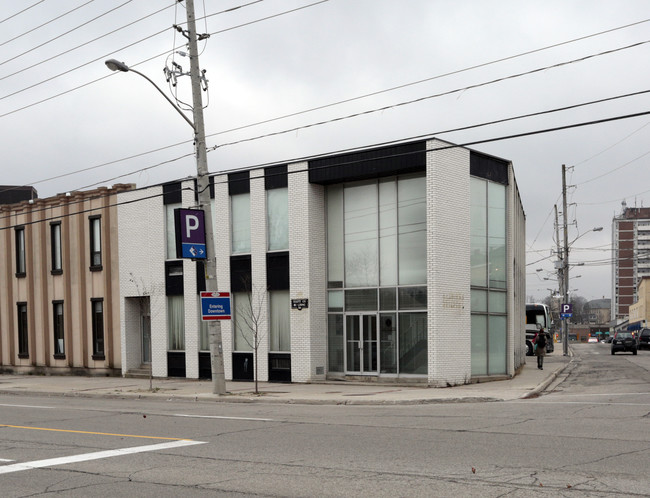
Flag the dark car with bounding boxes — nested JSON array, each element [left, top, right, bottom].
[[611, 331, 637, 355], [638, 328, 650, 350]]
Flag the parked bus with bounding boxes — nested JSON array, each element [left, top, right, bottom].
[[525, 303, 555, 355]]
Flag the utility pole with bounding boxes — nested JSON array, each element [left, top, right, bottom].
[[185, 0, 226, 394], [554, 204, 563, 332], [562, 164, 570, 356]]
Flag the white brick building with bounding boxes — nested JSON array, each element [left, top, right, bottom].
[[117, 138, 526, 386]]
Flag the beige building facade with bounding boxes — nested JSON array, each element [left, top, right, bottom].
[[628, 276, 650, 329], [0, 185, 133, 374]]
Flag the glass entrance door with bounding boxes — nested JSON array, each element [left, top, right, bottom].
[[345, 314, 378, 374]]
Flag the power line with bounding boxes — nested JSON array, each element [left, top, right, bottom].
[[3, 108, 650, 229], [1, 3, 175, 82], [0, 0, 45, 24], [1, 1, 135, 67], [206, 41, 650, 150], [205, 18, 650, 140], [0, 0, 94, 48]]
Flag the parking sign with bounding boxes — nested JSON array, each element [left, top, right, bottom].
[[175, 208, 207, 259]]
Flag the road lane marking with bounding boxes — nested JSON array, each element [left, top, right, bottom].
[[0, 440, 205, 475], [173, 414, 273, 422], [0, 425, 192, 440], [0, 459, 14, 462], [0, 403, 53, 409]]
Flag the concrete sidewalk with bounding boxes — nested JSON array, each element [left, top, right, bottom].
[[0, 354, 572, 405]]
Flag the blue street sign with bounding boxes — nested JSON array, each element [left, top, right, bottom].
[[175, 208, 207, 260], [560, 303, 573, 319], [201, 291, 231, 321]]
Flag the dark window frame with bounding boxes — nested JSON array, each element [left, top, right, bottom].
[[50, 221, 62, 275], [17, 302, 28, 357], [15, 226, 26, 277], [53, 300, 65, 358], [91, 298, 105, 359], [89, 215, 102, 271]]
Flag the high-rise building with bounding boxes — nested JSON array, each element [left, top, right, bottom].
[[611, 203, 650, 321]]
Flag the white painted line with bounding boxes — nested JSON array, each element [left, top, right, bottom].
[[0, 403, 53, 409], [173, 414, 273, 422], [0, 440, 205, 475], [516, 400, 650, 406], [0, 459, 14, 462]]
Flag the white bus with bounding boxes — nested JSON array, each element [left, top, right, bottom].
[[525, 303, 554, 355]]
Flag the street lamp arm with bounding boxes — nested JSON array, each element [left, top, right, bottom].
[[104, 59, 195, 132]]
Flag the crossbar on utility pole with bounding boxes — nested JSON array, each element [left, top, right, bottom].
[[185, 0, 226, 394]]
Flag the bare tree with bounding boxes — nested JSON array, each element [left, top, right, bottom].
[[129, 273, 162, 392], [234, 281, 267, 394]]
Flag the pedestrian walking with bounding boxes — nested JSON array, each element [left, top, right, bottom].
[[535, 328, 547, 370]]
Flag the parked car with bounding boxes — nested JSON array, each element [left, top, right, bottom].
[[611, 331, 637, 355], [637, 328, 650, 350]]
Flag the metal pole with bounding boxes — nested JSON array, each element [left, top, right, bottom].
[[185, 0, 226, 394], [562, 164, 570, 356], [554, 204, 563, 341]]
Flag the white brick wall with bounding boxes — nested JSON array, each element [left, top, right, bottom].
[[249, 169, 269, 381], [508, 165, 527, 372], [288, 162, 327, 382], [117, 185, 168, 377], [426, 139, 472, 386], [116, 141, 524, 386], [213, 173, 233, 379]]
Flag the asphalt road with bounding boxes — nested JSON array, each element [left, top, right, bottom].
[[0, 343, 649, 497]]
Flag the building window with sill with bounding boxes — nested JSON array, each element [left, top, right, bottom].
[[89, 216, 102, 270], [51, 222, 62, 274], [17, 302, 28, 357], [15, 226, 26, 277], [53, 301, 65, 357], [91, 298, 104, 359]]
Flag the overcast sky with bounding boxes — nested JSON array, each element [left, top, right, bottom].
[[2, 0, 649, 303]]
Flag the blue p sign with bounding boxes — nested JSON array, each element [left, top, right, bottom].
[[175, 208, 207, 259]]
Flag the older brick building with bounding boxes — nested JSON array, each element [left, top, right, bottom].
[[0, 185, 133, 374]]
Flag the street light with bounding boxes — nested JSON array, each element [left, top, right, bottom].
[[104, 1, 226, 395], [104, 59, 195, 131]]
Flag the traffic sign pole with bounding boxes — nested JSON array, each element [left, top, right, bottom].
[[186, 0, 226, 395]]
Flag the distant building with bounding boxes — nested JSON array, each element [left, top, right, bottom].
[[0, 184, 134, 375], [611, 204, 650, 321], [584, 298, 611, 325], [0, 186, 37, 205]]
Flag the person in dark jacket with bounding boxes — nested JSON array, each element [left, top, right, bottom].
[[535, 328, 547, 370]]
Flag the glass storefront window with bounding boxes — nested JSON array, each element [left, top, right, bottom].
[[379, 288, 396, 310], [379, 179, 397, 286], [328, 314, 344, 372], [328, 290, 343, 312], [398, 286, 427, 310], [345, 289, 378, 311], [231, 193, 251, 254], [470, 177, 507, 377], [399, 312, 427, 374], [471, 314, 487, 376], [344, 182, 378, 287], [269, 290, 290, 352], [233, 292, 253, 351], [267, 188, 289, 251], [398, 175, 426, 285]]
